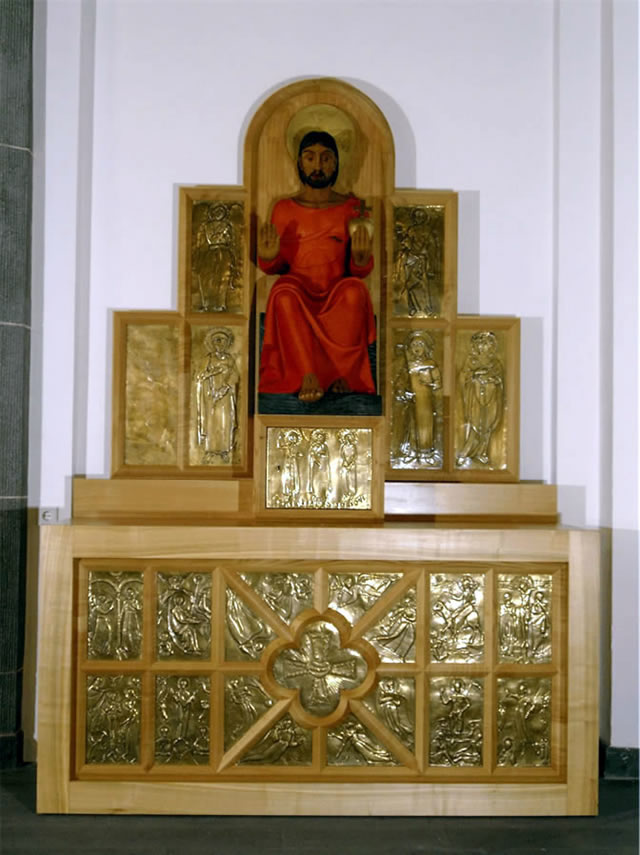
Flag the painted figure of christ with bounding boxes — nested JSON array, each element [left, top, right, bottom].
[[258, 131, 376, 403]]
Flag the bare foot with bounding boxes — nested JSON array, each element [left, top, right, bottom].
[[298, 373, 324, 402], [329, 378, 351, 394]]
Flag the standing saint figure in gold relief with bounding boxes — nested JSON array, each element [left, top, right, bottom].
[[456, 331, 504, 468], [392, 331, 443, 468], [192, 202, 238, 312], [195, 328, 239, 463]]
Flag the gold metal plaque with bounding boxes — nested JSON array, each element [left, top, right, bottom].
[[239, 573, 313, 624], [189, 326, 242, 466], [392, 205, 445, 318], [364, 589, 417, 662], [224, 677, 274, 750], [328, 573, 401, 624], [454, 329, 507, 471], [430, 573, 485, 663], [362, 677, 415, 750], [429, 677, 483, 767], [124, 324, 178, 466], [498, 574, 552, 663], [225, 587, 275, 660], [265, 427, 373, 510], [272, 620, 368, 718], [191, 200, 244, 314], [239, 714, 312, 766], [328, 714, 397, 766], [87, 571, 143, 660], [86, 674, 141, 765], [497, 678, 551, 767], [390, 328, 444, 470], [155, 675, 210, 765], [156, 572, 212, 660]]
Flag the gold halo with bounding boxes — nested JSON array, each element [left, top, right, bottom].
[[286, 104, 356, 173]]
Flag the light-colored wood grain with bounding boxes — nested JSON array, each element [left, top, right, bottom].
[[37, 527, 74, 813], [566, 529, 600, 815], [72, 477, 557, 522], [67, 779, 570, 815]]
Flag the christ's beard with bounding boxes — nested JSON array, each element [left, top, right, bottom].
[[298, 165, 338, 188]]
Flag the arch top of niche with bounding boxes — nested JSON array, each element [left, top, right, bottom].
[[243, 78, 396, 219]]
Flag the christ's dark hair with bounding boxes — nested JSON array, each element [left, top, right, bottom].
[[297, 131, 339, 187]]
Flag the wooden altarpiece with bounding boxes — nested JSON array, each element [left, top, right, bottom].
[[37, 80, 598, 816]]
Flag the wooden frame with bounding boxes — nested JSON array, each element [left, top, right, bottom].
[[38, 524, 598, 815]]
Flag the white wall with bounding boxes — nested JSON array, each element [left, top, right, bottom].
[[30, 0, 638, 748]]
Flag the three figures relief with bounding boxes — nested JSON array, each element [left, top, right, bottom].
[[194, 328, 239, 463], [258, 131, 376, 404]]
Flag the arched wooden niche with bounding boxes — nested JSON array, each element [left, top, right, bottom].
[[244, 78, 395, 322]]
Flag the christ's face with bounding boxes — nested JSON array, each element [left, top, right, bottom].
[[298, 143, 338, 188]]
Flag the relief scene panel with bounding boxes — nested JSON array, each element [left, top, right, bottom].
[[190, 199, 245, 315], [156, 572, 212, 660], [392, 205, 445, 319], [85, 674, 141, 765], [87, 570, 143, 661], [155, 675, 210, 765]]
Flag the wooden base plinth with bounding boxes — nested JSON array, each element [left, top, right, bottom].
[[72, 477, 557, 524]]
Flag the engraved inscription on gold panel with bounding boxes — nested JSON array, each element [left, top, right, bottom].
[[364, 589, 416, 662], [430, 573, 485, 663], [156, 572, 211, 660], [87, 571, 143, 660], [362, 677, 415, 750], [239, 573, 313, 624], [455, 330, 507, 470], [497, 678, 551, 767], [265, 427, 373, 510], [224, 676, 274, 750], [190, 326, 242, 466], [498, 575, 552, 664], [124, 325, 178, 466], [328, 715, 397, 766], [429, 677, 483, 767], [86, 675, 141, 765], [390, 328, 444, 470], [191, 200, 244, 314], [155, 675, 210, 765], [328, 573, 401, 624], [273, 621, 367, 718], [239, 714, 312, 766], [392, 206, 444, 318], [225, 588, 275, 660]]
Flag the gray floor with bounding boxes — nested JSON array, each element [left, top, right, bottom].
[[1, 765, 637, 855]]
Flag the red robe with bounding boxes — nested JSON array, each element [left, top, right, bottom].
[[258, 196, 376, 395]]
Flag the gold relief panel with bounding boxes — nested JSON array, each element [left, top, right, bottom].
[[429, 677, 483, 767], [189, 198, 245, 315], [265, 426, 373, 510], [497, 678, 551, 767], [272, 620, 368, 718], [328, 572, 401, 624], [392, 205, 445, 319], [225, 587, 275, 661], [498, 574, 552, 664], [123, 324, 179, 466], [155, 675, 210, 765], [156, 572, 212, 660], [390, 328, 445, 471], [430, 573, 485, 663], [224, 677, 274, 751], [189, 325, 243, 467], [238, 714, 312, 766], [454, 329, 507, 472], [239, 572, 313, 624], [363, 589, 417, 663], [362, 677, 416, 751], [327, 714, 398, 766], [85, 674, 141, 765], [87, 571, 143, 661]]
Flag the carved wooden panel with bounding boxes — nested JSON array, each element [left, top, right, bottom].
[[74, 558, 567, 783]]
